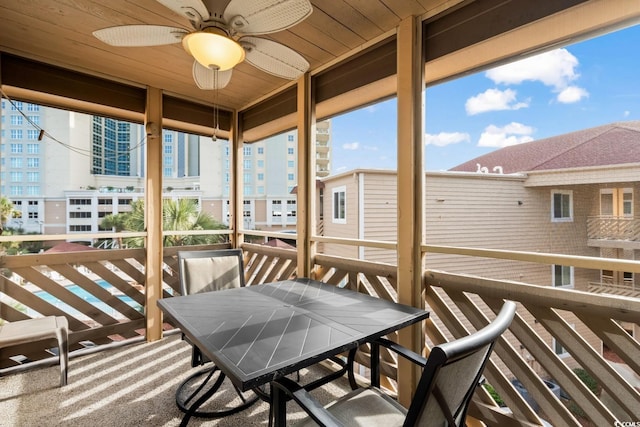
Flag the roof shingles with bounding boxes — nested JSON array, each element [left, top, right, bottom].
[[450, 121, 640, 174]]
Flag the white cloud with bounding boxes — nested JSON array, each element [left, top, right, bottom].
[[342, 142, 359, 150], [465, 88, 529, 115], [557, 86, 589, 103], [425, 132, 470, 147], [478, 122, 534, 148], [486, 48, 588, 103], [624, 110, 631, 117]]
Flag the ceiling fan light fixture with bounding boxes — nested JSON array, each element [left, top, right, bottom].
[[182, 28, 245, 71]]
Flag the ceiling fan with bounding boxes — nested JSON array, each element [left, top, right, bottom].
[[93, 0, 312, 90]]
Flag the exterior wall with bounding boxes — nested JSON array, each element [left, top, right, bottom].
[[43, 199, 67, 234], [362, 172, 397, 263], [319, 172, 359, 259]]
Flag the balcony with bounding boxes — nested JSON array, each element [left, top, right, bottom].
[[587, 216, 640, 248], [1, 243, 638, 426]]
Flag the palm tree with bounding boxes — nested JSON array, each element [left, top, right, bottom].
[[0, 196, 16, 236], [101, 213, 129, 248], [99, 199, 226, 248]]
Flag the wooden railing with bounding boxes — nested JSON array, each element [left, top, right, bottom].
[[310, 254, 640, 427], [0, 243, 230, 366], [2, 245, 639, 427], [587, 216, 640, 241], [589, 280, 640, 298]]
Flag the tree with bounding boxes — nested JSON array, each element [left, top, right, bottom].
[[101, 213, 130, 248], [0, 195, 16, 235], [99, 198, 227, 248]]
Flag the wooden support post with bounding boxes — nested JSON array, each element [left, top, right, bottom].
[[144, 86, 163, 342], [297, 72, 315, 278], [396, 16, 425, 406], [230, 110, 243, 247]]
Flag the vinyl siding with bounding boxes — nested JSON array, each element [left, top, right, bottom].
[[320, 174, 359, 259], [362, 172, 397, 263]]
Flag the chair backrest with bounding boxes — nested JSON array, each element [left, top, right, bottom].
[[405, 301, 517, 427], [177, 249, 245, 295]]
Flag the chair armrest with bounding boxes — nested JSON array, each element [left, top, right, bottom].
[[375, 338, 427, 367], [272, 377, 344, 427]]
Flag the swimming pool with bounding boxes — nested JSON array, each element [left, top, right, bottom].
[[33, 279, 143, 320]]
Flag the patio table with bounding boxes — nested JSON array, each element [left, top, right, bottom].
[[158, 277, 429, 425]]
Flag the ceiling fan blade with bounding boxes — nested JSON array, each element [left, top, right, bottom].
[[242, 37, 309, 80], [192, 61, 233, 90], [156, 0, 210, 25], [93, 25, 187, 47], [224, 0, 312, 35]]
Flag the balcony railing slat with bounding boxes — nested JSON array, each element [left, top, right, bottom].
[[50, 263, 141, 320], [527, 304, 640, 420], [83, 261, 145, 306], [576, 314, 640, 375], [426, 287, 544, 425], [11, 266, 114, 329]]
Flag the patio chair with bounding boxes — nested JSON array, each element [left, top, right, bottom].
[[272, 300, 517, 427], [175, 248, 260, 418], [0, 316, 69, 387]]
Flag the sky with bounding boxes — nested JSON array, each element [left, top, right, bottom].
[[329, 23, 640, 173]]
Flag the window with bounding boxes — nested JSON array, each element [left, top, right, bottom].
[[27, 143, 39, 154], [287, 135, 294, 142], [332, 186, 346, 223], [257, 173, 264, 181], [257, 147, 264, 154], [70, 225, 92, 232], [552, 324, 574, 357], [287, 160, 294, 168], [164, 145, 173, 154], [10, 130, 23, 139], [623, 189, 633, 216], [70, 199, 91, 205], [27, 158, 39, 168], [552, 190, 572, 221], [27, 130, 39, 140], [257, 160, 264, 168], [11, 101, 23, 111], [164, 133, 173, 143], [553, 265, 573, 288], [28, 115, 40, 125], [10, 157, 23, 168], [287, 147, 294, 155], [243, 146, 252, 156], [27, 172, 39, 182], [244, 173, 252, 183], [243, 160, 251, 169], [70, 212, 92, 218], [11, 115, 23, 125], [287, 173, 295, 181], [164, 167, 172, 177], [10, 143, 23, 153], [26, 186, 39, 195], [553, 338, 568, 357], [26, 103, 39, 112], [10, 172, 22, 182]]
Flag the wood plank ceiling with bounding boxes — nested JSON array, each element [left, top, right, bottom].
[[0, 0, 443, 112], [1, 0, 639, 138]]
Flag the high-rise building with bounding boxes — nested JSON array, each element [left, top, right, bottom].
[[0, 100, 331, 236]]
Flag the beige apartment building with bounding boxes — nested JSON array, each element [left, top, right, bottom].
[[319, 121, 640, 368]]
